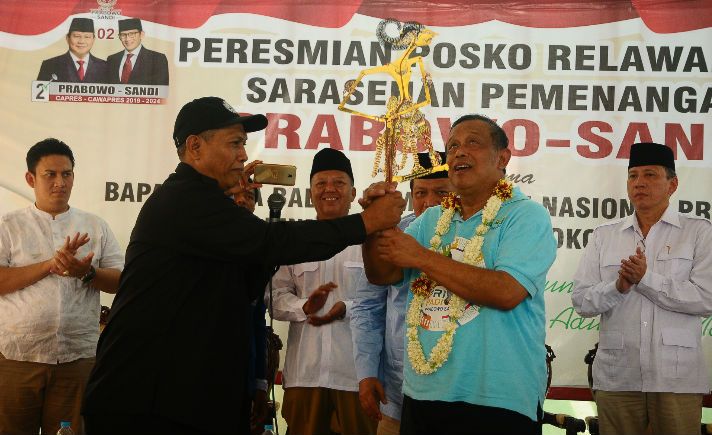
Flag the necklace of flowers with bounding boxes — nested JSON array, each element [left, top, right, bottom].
[[407, 178, 514, 375]]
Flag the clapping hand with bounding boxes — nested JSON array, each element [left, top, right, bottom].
[[616, 247, 646, 293], [50, 233, 93, 278], [307, 301, 346, 326], [302, 282, 337, 316]]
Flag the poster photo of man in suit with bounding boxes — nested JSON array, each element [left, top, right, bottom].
[[107, 18, 169, 86], [37, 18, 108, 83]]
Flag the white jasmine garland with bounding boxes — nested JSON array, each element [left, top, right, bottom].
[[408, 179, 514, 375]]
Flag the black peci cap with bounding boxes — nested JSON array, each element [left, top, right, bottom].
[[69, 18, 94, 33], [629, 142, 675, 172], [172, 97, 268, 147], [118, 18, 142, 32], [310, 148, 354, 183]]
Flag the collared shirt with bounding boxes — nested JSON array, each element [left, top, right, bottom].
[[0, 205, 124, 364], [119, 45, 142, 81], [269, 245, 364, 391], [401, 187, 556, 421], [351, 213, 416, 420], [69, 51, 90, 71], [572, 204, 712, 393]]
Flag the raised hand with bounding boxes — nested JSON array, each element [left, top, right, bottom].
[[63, 232, 90, 254], [224, 159, 263, 197], [361, 192, 406, 234], [359, 181, 398, 210]]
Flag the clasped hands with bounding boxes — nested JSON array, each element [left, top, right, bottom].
[[49, 232, 94, 279], [616, 246, 647, 293], [302, 282, 346, 326], [360, 181, 425, 268]]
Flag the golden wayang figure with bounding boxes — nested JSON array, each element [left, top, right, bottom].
[[338, 19, 447, 182]]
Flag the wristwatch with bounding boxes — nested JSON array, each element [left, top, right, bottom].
[[80, 265, 97, 284]]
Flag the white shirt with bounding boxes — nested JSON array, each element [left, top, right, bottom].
[[572, 204, 712, 393], [69, 51, 90, 71], [267, 245, 363, 391], [119, 45, 142, 81], [0, 205, 124, 364]]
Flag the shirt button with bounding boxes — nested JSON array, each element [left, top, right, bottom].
[[643, 322, 648, 327]]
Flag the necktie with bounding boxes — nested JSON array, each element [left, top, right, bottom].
[[121, 53, 133, 84], [77, 60, 85, 81]]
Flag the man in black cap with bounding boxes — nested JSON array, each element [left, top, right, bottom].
[[37, 17, 107, 83], [572, 142, 712, 435], [350, 152, 452, 435], [81, 97, 405, 435], [269, 148, 377, 435], [106, 18, 169, 85]]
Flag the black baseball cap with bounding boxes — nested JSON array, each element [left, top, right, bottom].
[[172, 97, 268, 147]]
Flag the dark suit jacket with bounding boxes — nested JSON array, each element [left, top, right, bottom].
[[37, 52, 107, 83], [106, 46, 169, 85], [82, 163, 366, 434]]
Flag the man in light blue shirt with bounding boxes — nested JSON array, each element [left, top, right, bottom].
[[361, 115, 556, 435], [572, 142, 712, 435], [351, 152, 451, 435]]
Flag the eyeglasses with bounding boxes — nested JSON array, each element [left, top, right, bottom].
[[118, 31, 140, 40]]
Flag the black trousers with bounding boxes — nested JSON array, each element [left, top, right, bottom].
[[84, 413, 248, 435], [399, 394, 542, 435]]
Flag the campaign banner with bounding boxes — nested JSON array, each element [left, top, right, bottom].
[[0, 0, 710, 388]]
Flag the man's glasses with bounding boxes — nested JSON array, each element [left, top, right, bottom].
[[119, 31, 140, 40]]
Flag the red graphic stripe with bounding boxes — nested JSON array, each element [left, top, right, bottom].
[[0, 0, 710, 36]]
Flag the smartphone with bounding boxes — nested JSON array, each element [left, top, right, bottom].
[[253, 163, 297, 186]]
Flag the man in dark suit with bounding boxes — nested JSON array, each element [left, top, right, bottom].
[[37, 18, 107, 83], [106, 18, 169, 85]]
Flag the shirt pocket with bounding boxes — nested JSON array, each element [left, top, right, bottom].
[[656, 243, 694, 281], [342, 261, 364, 299], [9, 234, 47, 267], [600, 251, 627, 282], [661, 327, 698, 378], [293, 262, 320, 297], [596, 330, 625, 377]]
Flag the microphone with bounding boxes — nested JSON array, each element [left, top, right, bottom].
[[267, 191, 286, 222]]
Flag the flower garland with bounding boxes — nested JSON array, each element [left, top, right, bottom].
[[407, 178, 514, 375]]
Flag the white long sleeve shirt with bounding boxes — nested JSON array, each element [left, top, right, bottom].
[[267, 245, 363, 391], [572, 205, 712, 393], [0, 205, 124, 363]]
